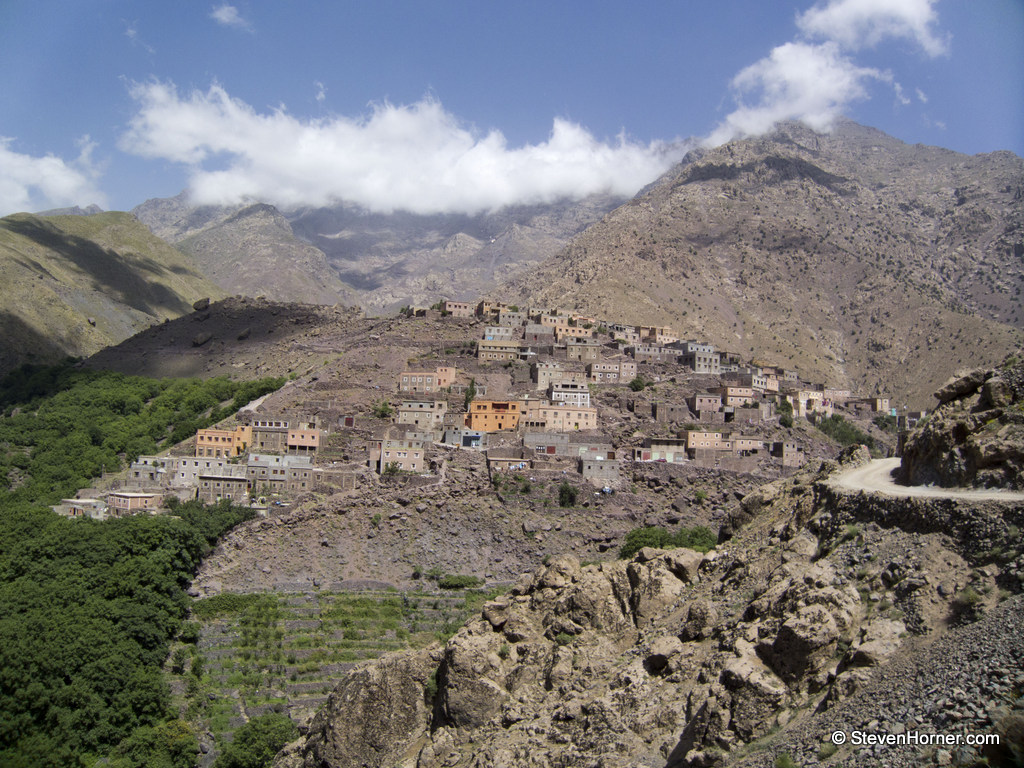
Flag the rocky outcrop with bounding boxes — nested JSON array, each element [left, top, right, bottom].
[[274, 647, 441, 768], [899, 356, 1024, 489], [274, 447, 1024, 768]]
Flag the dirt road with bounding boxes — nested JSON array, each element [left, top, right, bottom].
[[829, 457, 1024, 501]]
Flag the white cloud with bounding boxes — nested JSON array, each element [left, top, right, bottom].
[[0, 137, 107, 216], [705, 42, 886, 146], [915, 87, 928, 103], [210, 4, 253, 32], [797, 0, 949, 56], [705, 0, 948, 146], [119, 81, 684, 215], [314, 81, 326, 104]]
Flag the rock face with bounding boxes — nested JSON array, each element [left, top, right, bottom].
[[900, 356, 1024, 488], [274, 648, 441, 768], [274, 448, 1024, 768]]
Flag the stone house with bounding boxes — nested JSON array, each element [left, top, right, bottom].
[[396, 400, 448, 430], [652, 402, 692, 423], [286, 427, 322, 455], [565, 338, 602, 362], [442, 428, 488, 449], [247, 454, 317, 493], [196, 473, 249, 504], [477, 339, 523, 362], [521, 401, 597, 432], [444, 300, 475, 318], [498, 310, 527, 326], [524, 324, 556, 345], [587, 359, 638, 383], [483, 326, 517, 341], [549, 381, 591, 408], [251, 418, 290, 452], [398, 367, 457, 392], [369, 439, 426, 473], [107, 491, 161, 515], [771, 441, 807, 468], [632, 437, 688, 463], [579, 456, 620, 485], [718, 386, 756, 407], [690, 393, 723, 414], [54, 498, 107, 520], [629, 344, 677, 363]]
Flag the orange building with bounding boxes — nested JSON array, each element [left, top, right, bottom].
[[465, 400, 521, 432], [195, 426, 252, 458]]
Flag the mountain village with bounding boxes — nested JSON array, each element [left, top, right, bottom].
[[54, 299, 908, 521]]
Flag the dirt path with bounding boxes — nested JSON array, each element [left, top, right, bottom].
[[829, 457, 1024, 501]]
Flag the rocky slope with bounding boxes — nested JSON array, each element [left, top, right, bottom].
[[0, 211, 222, 375], [272, 448, 1024, 768], [132, 193, 621, 313], [899, 355, 1024, 489], [501, 121, 1024, 409]]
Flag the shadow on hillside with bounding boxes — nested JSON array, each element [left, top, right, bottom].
[[0, 310, 74, 377], [2, 216, 193, 318]]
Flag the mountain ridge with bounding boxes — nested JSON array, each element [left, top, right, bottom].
[[0, 211, 223, 375], [500, 121, 1024, 409]]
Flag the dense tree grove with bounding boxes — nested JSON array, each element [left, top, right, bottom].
[[0, 362, 279, 766], [0, 360, 285, 508]]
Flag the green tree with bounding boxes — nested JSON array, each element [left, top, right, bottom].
[[108, 720, 198, 768], [212, 713, 298, 768], [464, 378, 477, 410]]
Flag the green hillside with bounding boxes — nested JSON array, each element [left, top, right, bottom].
[[0, 211, 223, 375]]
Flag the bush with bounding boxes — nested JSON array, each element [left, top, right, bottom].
[[558, 482, 578, 507], [371, 400, 394, 419], [437, 574, 484, 590], [212, 713, 297, 768], [619, 525, 716, 559], [815, 414, 874, 449], [780, 413, 794, 428], [628, 376, 648, 392]]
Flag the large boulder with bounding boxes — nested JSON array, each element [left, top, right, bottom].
[[275, 648, 440, 768]]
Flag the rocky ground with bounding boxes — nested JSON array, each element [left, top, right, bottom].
[[269, 447, 1024, 767], [899, 357, 1024, 489]]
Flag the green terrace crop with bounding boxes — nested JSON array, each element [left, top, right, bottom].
[[172, 588, 503, 752]]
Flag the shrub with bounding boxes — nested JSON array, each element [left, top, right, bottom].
[[212, 713, 297, 768], [558, 482, 578, 507], [628, 376, 648, 392], [371, 400, 394, 419], [780, 413, 794, 428], [620, 525, 716, 559], [437, 574, 484, 590]]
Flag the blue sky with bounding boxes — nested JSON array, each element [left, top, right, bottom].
[[0, 0, 1021, 215]]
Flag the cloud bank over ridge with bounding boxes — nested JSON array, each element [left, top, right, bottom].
[[120, 81, 686, 216]]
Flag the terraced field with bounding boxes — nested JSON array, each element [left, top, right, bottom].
[[166, 588, 500, 762]]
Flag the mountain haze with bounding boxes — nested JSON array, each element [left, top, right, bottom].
[[132, 193, 621, 313], [0, 211, 222, 375], [503, 121, 1024, 408]]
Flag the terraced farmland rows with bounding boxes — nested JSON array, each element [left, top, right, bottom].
[[167, 588, 499, 764]]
